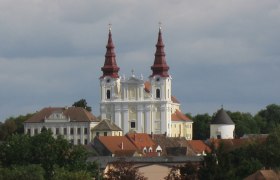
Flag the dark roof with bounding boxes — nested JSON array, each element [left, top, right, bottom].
[[92, 119, 122, 131], [211, 108, 234, 125], [24, 107, 97, 123]]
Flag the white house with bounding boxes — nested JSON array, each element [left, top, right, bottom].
[[24, 106, 99, 145]]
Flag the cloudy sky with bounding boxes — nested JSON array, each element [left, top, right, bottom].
[[0, 0, 280, 121]]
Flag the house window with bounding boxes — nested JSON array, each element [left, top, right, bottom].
[[106, 90, 111, 99], [70, 139, 74, 144], [77, 128, 81, 135], [56, 128, 59, 135], [64, 128, 67, 135], [84, 139, 88, 145], [70, 128, 74, 135], [84, 128, 88, 135], [130, 121, 136, 129], [156, 89, 160, 98], [34, 129, 38, 135], [104, 132, 107, 136], [77, 139, 81, 145], [96, 132, 99, 136], [27, 129, 31, 135]]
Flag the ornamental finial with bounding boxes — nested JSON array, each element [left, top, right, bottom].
[[159, 21, 162, 30], [109, 23, 112, 32]]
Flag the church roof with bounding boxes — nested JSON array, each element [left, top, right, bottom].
[[24, 107, 97, 123], [211, 108, 235, 125], [100, 27, 120, 78], [150, 27, 170, 77], [171, 110, 192, 122], [92, 119, 122, 131]]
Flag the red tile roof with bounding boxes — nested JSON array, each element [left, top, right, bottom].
[[24, 107, 97, 123], [97, 136, 137, 154], [187, 140, 211, 154], [171, 110, 192, 122], [126, 133, 156, 149]]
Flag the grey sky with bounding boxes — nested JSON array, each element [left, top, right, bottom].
[[0, 0, 280, 121]]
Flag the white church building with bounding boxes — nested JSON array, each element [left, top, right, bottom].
[[99, 27, 193, 139]]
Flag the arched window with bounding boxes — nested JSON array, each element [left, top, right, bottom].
[[106, 90, 111, 99], [156, 89, 160, 98]]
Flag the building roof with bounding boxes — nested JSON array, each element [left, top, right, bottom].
[[100, 28, 120, 78], [126, 133, 157, 150], [97, 136, 137, 154], [171, 110, 192, 122], [150, 27, 170, 77], [92, 119, 122, 131], [187, 140, 211, 155], [152, 134, 196, 156], [211, 108, 234, 125], [24, 107, 97, 123], [244, 170, 280, 180]]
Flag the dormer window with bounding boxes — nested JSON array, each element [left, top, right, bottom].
[[106, 90, 111, 99], [156, 89, 160, 98]]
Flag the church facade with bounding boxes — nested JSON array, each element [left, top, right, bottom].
[[99, 27, 193, 139]]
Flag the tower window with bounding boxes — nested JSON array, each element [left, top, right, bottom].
[[131, 121, 136, 128], [106, 90, 111, 99], [156, 89, 160, 98]]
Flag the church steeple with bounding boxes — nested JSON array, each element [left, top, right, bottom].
[[101, 26, 120, 78], [150, 26, 170, 77]]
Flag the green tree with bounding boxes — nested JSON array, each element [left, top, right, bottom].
[[72, 99, 92, 112], [192, 114, 211, 140], [104, 160, 147, 180], [0, 164, 45, 180], [257, 104, 280, 132], [53, 167, 91, 180], [0, 113, 34, 140]]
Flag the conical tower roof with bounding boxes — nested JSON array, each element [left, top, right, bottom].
[[211, 108, 235, 125], [100, 27, 120, 78], [150, 27, 170, 77]]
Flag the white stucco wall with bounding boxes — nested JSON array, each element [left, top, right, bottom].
[[210, 124, 235, 139]]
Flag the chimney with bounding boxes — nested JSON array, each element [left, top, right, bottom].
[[121, 142, 124, 150], [151, 132, 154, 139]]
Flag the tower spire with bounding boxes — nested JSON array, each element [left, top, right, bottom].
[[150, 25, 169, 77], [101, 25, 120, 78]]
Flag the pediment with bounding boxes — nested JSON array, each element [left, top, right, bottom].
[[122, 76, 144, 84]]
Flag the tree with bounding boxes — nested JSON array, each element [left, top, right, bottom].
[[0, 113, 34, 140], [192, 114, 211, 140], [72, 99, 92, 112], [257, 104, 280, 133], [104, 160, 147, 180], [0, 164, 45, 180], [0, 129, 98, 179], [53, 167, 91, 180], [165, 163, 199, 180]]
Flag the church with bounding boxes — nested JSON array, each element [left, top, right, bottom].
[[99, 27, 193, 139]]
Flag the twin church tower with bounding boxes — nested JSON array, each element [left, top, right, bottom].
[[99, 27, 193, 139]]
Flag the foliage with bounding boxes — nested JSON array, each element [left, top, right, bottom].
[[0, 130, 98, 179], [0, 113, 34, 140], [104, 160, 147, 180], [52, 167, 91, 180], [72, 99, 92, 112], [257, 104, 280, 133], [165, 163, 199, 180], [0, 164, 45, 180], [192, 113, 211, 140]]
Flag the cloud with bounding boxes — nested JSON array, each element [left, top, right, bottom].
[[0, 0, 280, 120]]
